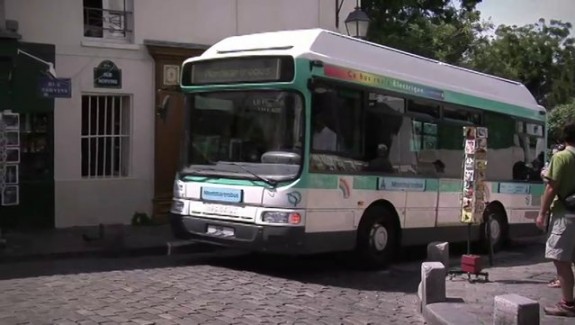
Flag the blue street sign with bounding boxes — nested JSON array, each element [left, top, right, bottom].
[[38, 77, 72, 98]]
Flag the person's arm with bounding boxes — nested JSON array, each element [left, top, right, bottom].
[[536, 156, 564, 229]]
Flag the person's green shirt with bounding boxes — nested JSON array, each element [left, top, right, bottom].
[[547, 146, 575, 214]]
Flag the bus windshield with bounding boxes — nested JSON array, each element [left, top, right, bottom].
[[181, 90, 304, 183]]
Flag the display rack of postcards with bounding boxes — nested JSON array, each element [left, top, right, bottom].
[[460, 126, 488, 224], [0, 110, 20, 206]]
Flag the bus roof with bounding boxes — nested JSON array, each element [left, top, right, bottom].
[[188, 28, 545, 120]]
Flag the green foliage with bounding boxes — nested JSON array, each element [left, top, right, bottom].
[[548, 99, 575, 141], [361, 1, 575, 109], [464, 19, 575, 108], [362, 0, 485, 64], [131, 211, 153, 226]]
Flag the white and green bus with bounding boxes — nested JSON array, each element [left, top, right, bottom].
[[170, 29, 547, 268]]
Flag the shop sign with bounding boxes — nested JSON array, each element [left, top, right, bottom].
[[38, 77, 71, 98]]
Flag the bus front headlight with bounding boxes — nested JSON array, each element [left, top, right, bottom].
[[262, 211, 302, 225], [171, 200, 186, 214]]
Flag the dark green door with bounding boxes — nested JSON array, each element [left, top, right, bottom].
[[0, 41, 55, 230]]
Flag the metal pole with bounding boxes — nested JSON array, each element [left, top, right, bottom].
[[467, 223, 471, 255], [335, 0, 344, 29]]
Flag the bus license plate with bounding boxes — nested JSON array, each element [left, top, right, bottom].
[[206, 225, 235, 237], [204, 204, 240, 216]]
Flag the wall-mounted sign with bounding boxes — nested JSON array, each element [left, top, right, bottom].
[[163, 64, 180, 86], [38, 77, 72, 98], [94, 60, 122, 88], [0, 110, 20, 206]]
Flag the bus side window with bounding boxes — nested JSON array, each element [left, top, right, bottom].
[[309, 87, 362, 173], [363, 94, 404, 174], [483, 113, 545, 182], [310, 88, 362, 156]]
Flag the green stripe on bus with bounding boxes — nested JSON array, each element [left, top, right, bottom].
[[444, 92, 542, 122], [353, 176, 377, 190], [439, 179, 462, 192]]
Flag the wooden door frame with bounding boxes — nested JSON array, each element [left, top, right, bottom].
[[145, 41, 207, 222]]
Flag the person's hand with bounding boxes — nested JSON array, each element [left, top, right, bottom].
[[536, 214, 547, 230]]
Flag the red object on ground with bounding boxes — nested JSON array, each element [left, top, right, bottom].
[[461, 254, 482, 274]]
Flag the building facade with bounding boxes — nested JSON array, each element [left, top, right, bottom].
[[0, 0, 357, 228]]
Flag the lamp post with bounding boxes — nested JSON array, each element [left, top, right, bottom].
[[344, 0, 370, 39]]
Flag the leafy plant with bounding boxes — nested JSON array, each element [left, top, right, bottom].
[[548, 99, 575, 142], [131, 212, 153, 226]]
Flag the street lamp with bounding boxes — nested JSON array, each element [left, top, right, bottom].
[[344, 0, 370, 39]]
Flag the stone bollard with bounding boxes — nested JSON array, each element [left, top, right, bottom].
[[493, 294, 540, 325], [427, 241, 450, 268], [421, 262, 446, 307]]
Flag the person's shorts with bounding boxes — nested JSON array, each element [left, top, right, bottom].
[[546, 213, 575, 262]]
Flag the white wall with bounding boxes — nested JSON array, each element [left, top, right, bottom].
[[135, 0, 357, 45], [52, 53, 155, 227], [5, 0, 357, 227]]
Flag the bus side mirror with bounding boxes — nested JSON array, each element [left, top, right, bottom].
[[156, 94, 171, 121]]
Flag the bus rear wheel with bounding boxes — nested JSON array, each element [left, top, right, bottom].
[[356, 207, 398, 269]]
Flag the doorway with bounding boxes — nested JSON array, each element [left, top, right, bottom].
[[145, 42, 205, 222]]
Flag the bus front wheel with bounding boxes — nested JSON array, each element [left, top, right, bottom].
[[480, 209, 508, 253], [356, 207, 398, 269]]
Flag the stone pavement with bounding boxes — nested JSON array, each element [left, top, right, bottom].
[[0, 250, 425, 325], [443, 237, 575, 325]]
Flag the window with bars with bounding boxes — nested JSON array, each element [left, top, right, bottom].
[[81, 95, 130, 178], [83, 0, 133, 41]]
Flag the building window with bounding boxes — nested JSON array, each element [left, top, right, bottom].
[[81, 95, 130, 178], [83, 0, 133, 41]]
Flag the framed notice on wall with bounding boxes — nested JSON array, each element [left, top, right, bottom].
[[163, 64, 180, 86], [1, 110, 21, 206], [1, 185, 19, 206]]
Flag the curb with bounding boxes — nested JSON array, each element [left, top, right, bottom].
[[0, 245, 168, 264], [0, 240, 221, 264], [423, 302, 486, 325], [418, 285, 487, 325]]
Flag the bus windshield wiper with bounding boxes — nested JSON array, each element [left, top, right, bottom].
[[218, 162, 278, 187]]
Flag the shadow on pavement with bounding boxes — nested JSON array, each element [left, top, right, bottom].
[[0, 235, 547, 296], [0, 245, 225, 280], [205, 251, 423, 293]]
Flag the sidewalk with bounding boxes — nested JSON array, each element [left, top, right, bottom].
[[0, 224, 183, 263], [441, 238, 574, 325]]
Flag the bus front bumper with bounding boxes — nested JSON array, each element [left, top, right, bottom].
[[170, 213, 306, 254]]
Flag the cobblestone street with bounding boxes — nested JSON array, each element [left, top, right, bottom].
[[445, 238, 574, 325], [0, 249, 424, 325]]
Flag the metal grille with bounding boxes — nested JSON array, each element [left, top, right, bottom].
[[83, 0, 133, 39], [81, 95, 130, 178]]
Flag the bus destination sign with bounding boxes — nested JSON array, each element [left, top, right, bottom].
[[185, 57, 294, 85]]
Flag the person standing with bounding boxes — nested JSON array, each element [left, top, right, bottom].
[[543, 144, 566, 289], [536, 122, 575, 317]]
